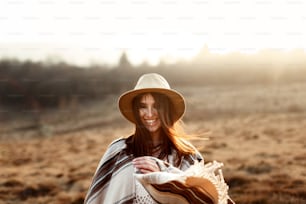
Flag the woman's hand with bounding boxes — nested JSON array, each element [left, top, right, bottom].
[[133, 156, 160, 174]]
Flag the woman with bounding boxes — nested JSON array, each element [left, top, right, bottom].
[[84, 73, 203, 204]]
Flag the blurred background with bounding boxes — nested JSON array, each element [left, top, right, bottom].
[[0, 0, 306, 204]]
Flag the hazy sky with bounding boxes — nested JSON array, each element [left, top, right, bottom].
[[0, 0, 305, 66]]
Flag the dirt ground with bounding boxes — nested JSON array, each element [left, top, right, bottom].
[[1, 84, 306, 204]]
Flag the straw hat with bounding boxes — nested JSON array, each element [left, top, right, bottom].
[[118, 73, 185, 123]]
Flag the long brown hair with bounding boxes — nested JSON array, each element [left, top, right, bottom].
[[125, 92, 196, 166]]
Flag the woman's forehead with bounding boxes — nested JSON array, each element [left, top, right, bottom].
[[140, 93, 155, 102]]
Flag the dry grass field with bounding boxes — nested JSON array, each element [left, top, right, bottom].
[[1, 82, 306, 204]]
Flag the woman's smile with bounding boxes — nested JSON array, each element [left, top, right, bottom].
[[139, 94, 161, 135]]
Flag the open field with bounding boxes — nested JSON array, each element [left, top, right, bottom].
[[1, 82, 306, 204]]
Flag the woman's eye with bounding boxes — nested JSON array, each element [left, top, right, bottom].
[[139, 104, 146, 109]]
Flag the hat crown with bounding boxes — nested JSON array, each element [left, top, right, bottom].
[[134, 73, 170, 90], [118, 73, 185, 123]]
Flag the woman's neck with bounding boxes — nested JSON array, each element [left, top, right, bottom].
[[150, 131, 162, 147]]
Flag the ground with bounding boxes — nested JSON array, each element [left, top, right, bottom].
[[1, 83, 306, 204]]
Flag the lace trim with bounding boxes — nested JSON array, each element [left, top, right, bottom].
[[134, 179, 158, 204]]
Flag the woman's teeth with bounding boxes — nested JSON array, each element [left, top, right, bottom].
[[146, 120, 155, 125]]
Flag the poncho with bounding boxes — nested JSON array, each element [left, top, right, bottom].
[[84, 137, 202, 204]]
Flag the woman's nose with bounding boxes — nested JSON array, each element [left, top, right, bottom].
[[146, 107, 155, 117]]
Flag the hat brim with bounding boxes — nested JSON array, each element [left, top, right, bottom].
[[118, 88, 185, 124]]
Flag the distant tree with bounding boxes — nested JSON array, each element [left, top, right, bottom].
[[118, 52, 131, 68]]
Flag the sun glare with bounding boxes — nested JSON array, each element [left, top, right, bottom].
[[0, 0, 305, 65]]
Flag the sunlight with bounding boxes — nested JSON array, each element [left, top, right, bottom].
[[0, 0, 305, 65]]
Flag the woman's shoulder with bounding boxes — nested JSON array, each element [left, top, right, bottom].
[[97, 137, 129, 165], [110, 137, 127, 145], [106, 135, 135, 152], [107, 137, 127, 151]]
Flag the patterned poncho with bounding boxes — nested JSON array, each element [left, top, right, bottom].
[[84, 137, 203, 204]]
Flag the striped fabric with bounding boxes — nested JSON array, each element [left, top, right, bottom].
[[142, 178, 217, 204], [152, 178, 217, 204], [135, 161, 234, 204], [84, 137, 203, 204]]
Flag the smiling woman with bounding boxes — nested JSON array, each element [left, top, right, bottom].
[[137, 93, 162, 139], [84, 73, 233, 204]]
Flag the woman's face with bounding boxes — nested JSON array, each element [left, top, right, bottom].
[[139, 93, 161, 136]]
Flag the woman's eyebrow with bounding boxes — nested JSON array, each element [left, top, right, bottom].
[[139, 102, 156, 106]]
